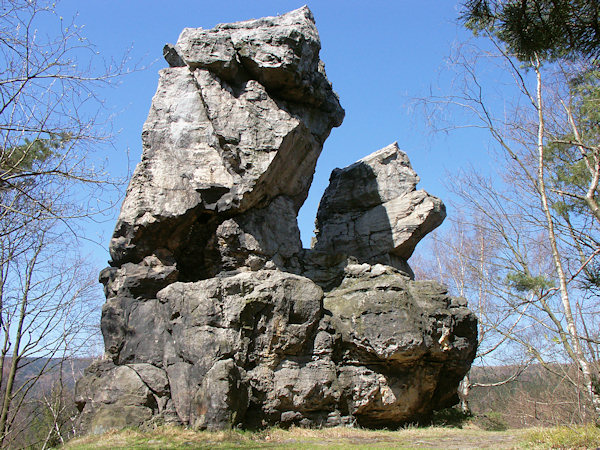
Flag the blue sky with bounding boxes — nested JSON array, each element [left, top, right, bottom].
[[49, 0, 493, 267]]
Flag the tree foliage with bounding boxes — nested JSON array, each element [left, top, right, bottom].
[[506, 271, 554, 292], [461, 0, 600, 60], [0, 134, 65, 176]]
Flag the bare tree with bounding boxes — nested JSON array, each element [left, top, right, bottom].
[[1, 0, 129, 223], [0, 0, 131, 445], [0, 220, 99, 447], [413, 214, 534, 414], [417, 36, 600, 422]]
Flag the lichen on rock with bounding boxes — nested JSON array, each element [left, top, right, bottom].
[[75, 6, 477, 433]]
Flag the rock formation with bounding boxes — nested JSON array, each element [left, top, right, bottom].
[[75, 7, 477, 434], [311, 142, 446, 279]]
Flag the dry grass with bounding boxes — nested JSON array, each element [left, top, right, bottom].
[[64, 424, 533, 449], [525, 424, 600, 448], [65, 426, 258, 449]]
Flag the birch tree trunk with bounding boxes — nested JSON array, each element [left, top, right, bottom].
[[533, 58, 600, 422]]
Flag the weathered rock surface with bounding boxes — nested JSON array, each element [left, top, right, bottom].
[[325, 264, 476, 426], [75, 7, 477, 434], [312, 142, 446, 274], [109, 6, 343, 273]]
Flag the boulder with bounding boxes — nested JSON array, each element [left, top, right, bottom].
[[75, 7, 477, 434], [312, 142, 446, 275], [75, 361, 164, 434], [326, 264, 477, 425]]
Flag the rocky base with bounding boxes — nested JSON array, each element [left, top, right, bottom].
[[77, 263, 476, 433]]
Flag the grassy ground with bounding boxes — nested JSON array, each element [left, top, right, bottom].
[[63, 423, 600, 449]]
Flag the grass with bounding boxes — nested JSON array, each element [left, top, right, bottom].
[[525, 423, 600, 448], [64, 424, 527, 449], [64, 426, 269, 449], [63, 422, 600, 449]]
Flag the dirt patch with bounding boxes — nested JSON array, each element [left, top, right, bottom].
[[266, 427, 527, 449], [399, 430, 524, 448]]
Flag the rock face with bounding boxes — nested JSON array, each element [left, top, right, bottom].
[[75, 7, 477, 434], [312, 142, 446, 276]]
